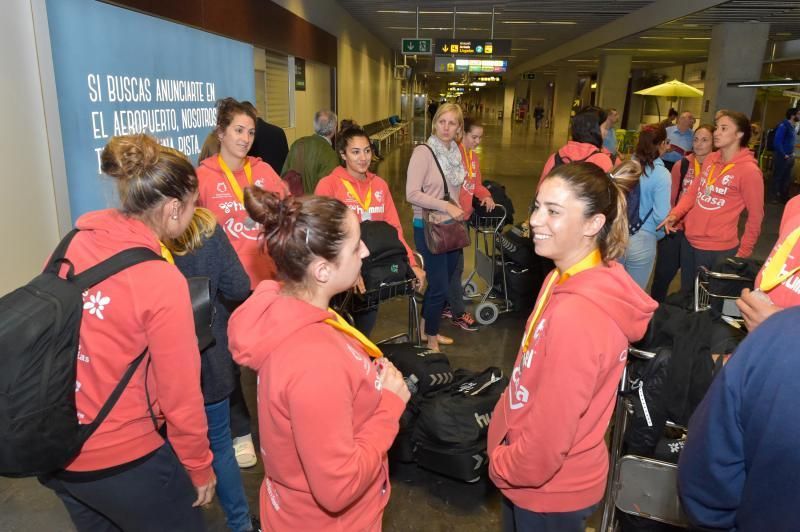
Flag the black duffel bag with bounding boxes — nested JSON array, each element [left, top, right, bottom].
[[359, 221, 410, 291], [382, 343, 454, 396], [473, 180, 514, 226]]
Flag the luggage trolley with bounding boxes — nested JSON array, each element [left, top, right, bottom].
[[337, 252, 423, 346], [600, 347, 690, 531], [694, 265, 754, 323], [463, 204, 510, 326]]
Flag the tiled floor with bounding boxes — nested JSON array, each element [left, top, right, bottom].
[[0, 116, 784, 531]]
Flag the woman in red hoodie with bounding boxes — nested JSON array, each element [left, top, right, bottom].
[[488, 162, 657, 531], [661, 110, 764, 294], [539, 107, 617, 181], [196, 97, 288, 469], [315, 126, 425, 336], [229, 189, 410, 531], [40, 135, 215, 531]]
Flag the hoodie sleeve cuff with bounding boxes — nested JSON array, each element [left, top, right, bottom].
[[187, 465, 214, 487]]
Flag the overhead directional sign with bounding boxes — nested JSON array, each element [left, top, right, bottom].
[[434, 57, 508, 74], [401, 38, 433, 55], [435, 39, 512, 57]]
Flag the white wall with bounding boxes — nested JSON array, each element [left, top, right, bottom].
[[271, 0, 401, 128], [287, 59, 332, 145], [0, 0, 64, 294]]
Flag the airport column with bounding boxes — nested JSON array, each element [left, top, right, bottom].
[[702, 22, 770, 123], [597, 54, 631, 115], [552, 65, 578, 145]]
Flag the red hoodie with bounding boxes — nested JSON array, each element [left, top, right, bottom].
[[228, 281, 406, 531], [488, 261, 656, 512], [670, 154, 711, 231], [315, 166, 418, 267], [196, 155, 288, 288], [755, 196, 800, 310], [63, 210, 213, 486], [539, 141, 616, 182], [457, 143, 492, 219], [670, 148, 764, 257]]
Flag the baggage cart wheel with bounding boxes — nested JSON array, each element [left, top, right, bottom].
[[463, 280, 479, 298], [475, 302, 499, 325]]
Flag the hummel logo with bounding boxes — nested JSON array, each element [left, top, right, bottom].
[[474, 412, 491, 428], [429, 373, 453, 386]]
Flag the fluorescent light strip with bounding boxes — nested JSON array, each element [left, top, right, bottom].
[[501, 21, 576, 25], [729, 80, 800, 87]]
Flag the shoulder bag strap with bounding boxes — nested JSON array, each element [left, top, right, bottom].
[[422, 144, 451, 202], [73, 247, 164, 291], [44, 229, 80, 273]]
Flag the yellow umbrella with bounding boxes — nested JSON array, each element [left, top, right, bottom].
[[635, 79, 703, 121]]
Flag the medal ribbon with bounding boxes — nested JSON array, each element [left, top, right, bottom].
[[159, 242, 175, 265], [521, 249, 602, 351], [324, 309, 383, 359], [459, 144, 474, 179], [218, 155, 253, 205], [759, 226, 800, 292], [340, 179, 372, 212], [693, 159, 701, 183], [704, 162, 734, 191]]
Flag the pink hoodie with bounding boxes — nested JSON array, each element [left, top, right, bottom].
[[670, 148, 764, 257], [756, 195, 800, 309], [196, 155, 288, 288], [62, 209, 212, 486], [228, 281, 406, 531], [488, 261, 656, 512]]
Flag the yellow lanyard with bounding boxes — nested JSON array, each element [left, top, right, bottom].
[[693, 159, 701, 182], [324, 309, 383, 359], [459, 144, 474, 179], [704, 162, 734, 190], [521, 249, 602, 351], [759, 226, 800, 292], [218, 155, 253, 205], [159, 242, 175, 264], [340, 178, 372, 211]]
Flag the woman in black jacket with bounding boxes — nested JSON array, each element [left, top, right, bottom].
[[167, 207, 255, 532]]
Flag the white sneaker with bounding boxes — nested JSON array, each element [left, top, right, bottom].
[[233, 434, 257, 468]]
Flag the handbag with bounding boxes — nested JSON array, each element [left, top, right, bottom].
[[187, 276, 215, 351], [420, 144, 470, 254]]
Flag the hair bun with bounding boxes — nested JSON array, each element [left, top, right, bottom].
[[101, 134, 160, 182]]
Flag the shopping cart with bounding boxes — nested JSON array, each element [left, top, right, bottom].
[[600, 347, 690, 531], [694, 265, 754, 322], [336, 252, 423, 346], [462, 204, 510, 325]]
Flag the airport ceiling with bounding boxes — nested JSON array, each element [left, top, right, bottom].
[[336, 0, 800, 76]]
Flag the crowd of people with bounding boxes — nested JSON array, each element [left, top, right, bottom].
[[34, 93, 800, 532]]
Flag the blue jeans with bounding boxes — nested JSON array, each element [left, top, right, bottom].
[[446, 249, 467, 316], [620, 230, 657, 291], [679, 240, 737, 297], [414, 225, 460, 336], [206, 399, 252, 532]]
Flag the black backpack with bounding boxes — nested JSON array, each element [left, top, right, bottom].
[[0, 229, 162, 477], [765, 127, 777, 152], [627, 181, 653, 236], [472, 180, 514, 226], [358, 221, 410, 292], [553, 148, 600, 169]]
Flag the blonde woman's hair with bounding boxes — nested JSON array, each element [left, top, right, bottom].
[[544, 160, 642, 262], [166, 207, 217, 255], [431, 103, 464, 140]]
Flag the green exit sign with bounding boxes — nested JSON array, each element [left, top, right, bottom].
[[401, 38, 433, 55]]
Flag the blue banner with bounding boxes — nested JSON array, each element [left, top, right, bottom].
[[46, 0, 254, 220]]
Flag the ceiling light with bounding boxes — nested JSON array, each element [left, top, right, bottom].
[[683, 37, 711, 40], [470, 82, 487, 87], [590, 82, 598, 89], [729, 80, 800, 88], [776, 32, 792, 36], [501, 21, 538, 24], [567, 59, 597, 62], [541, 21, 577, 25], [500, 20, 576, 25], [640, 36, 681, 40]]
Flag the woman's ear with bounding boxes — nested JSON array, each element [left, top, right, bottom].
[[309, 258, 330, 285], [584, 213, 606, 238]]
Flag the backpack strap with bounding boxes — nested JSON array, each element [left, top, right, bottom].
[[577, 149, 601, 163], [44, 229, 80, 273], [422, 144, 452, 201], [554, 151, 565, 167], [81, 347, 149, 438], [674, 158, 691, 206], [72, 247, 164, 291]]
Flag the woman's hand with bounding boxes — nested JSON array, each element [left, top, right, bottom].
[[377, 359, 411, 403], [480, 196, 497, 211], [445, 202, 465, 221], [657, 214, 679, 235], [411, 265, 426, 290], [736, 288, 781, 331], [192, 474, 217, 507], [354, 274, 366, 294]]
